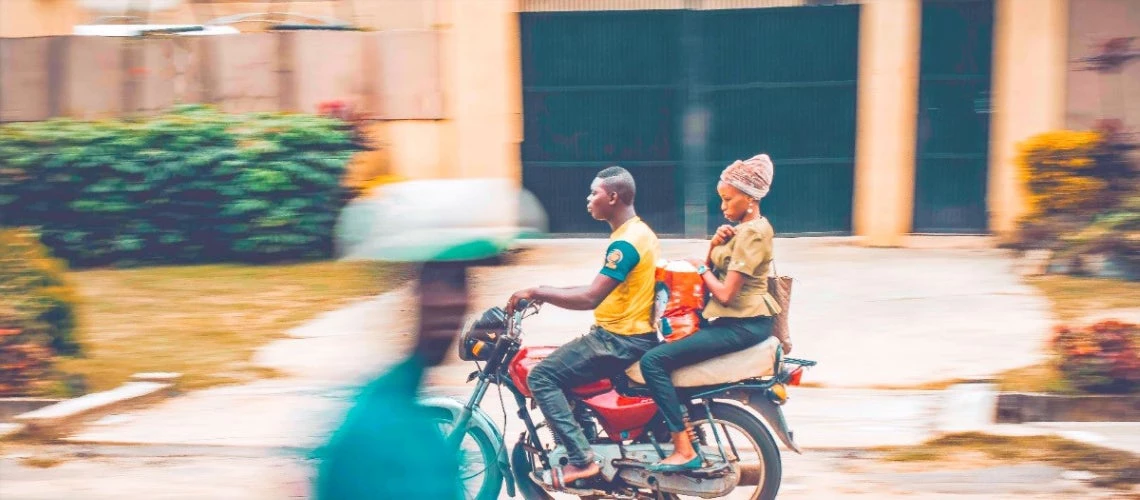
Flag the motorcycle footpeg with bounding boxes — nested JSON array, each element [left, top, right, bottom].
[[611, 458, 648, 469], [689, 460, 735, 479]]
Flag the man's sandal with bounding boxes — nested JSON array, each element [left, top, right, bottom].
[[532, 461, 602, 492]]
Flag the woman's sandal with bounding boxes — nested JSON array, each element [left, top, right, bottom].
[[646, 455, 703, 473]]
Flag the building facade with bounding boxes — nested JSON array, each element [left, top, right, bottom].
[[2, 0, 1135, 245]]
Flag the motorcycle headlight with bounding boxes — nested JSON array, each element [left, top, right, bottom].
[[458, 307, 507, 362]]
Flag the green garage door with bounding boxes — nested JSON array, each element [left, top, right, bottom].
[[913, 0, 995, 233], [521, 4, 860, 236], [700, 6, 860, 234]]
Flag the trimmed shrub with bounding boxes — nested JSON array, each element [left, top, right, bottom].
[[0, 105, 359, 266], [1051, 320, 1140, 394]]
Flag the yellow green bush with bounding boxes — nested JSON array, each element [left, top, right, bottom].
[[0, 227, 80, 356], [0, 228, 80, 395], [1018, 131, 1109, 218], [1014, 129, 1138, 271]]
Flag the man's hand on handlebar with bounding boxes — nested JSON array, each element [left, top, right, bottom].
[[506, 288, 540, 315]]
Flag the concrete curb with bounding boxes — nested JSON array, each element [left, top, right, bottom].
[[0, 422, 25, 440], [996, 392, 1140, 423], [0, 397, 64, 421], [9, 377, 179, 440]]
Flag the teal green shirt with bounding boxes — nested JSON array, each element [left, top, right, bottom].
[[314, 355, 460, 499]]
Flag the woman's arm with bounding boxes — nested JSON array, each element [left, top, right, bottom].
[[684, 257, 746, 305], [688, 223, 770, 306], [700, 268, 747, 305]]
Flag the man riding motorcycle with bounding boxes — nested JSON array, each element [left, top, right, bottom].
[[506, 165, 660, 489]]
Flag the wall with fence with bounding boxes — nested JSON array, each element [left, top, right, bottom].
[[0, 30, 442, 123]]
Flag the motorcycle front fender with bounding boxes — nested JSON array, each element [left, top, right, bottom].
[[420, 395, 516, 497], [712, 387, 802, 454]]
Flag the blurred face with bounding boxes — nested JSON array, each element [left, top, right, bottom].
[[415, 263, 470, 366], [717, 181, 753, 223], [586, 178, 615, 221]]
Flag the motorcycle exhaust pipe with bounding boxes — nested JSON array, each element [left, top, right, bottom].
[[737, 464, 762, 486]]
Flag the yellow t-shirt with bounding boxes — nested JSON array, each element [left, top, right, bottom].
[[702, 217, 782, 319], [594, 216, 660, 335]]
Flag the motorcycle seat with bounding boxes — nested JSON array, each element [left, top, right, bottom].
[[624, 336, 780, 388]]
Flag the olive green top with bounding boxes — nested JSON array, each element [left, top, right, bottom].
[[702, 217, 782, 319]]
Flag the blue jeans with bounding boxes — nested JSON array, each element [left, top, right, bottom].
[[639, 316, 772, 432], [528, 326, 658, 466]]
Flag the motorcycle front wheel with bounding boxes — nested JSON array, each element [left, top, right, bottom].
[[428, 407, 504, 500]]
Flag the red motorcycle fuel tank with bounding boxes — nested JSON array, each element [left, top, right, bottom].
[[508, 346, 613, 398]]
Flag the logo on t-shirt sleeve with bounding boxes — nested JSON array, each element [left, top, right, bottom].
[[605, 248, 624, 269]]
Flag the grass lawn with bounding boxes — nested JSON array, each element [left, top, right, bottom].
[[878, 432, 1140, 490], [54, 261, 409, 393], [1026, 275, 1140, 323], [989, 275, 1140, 394]]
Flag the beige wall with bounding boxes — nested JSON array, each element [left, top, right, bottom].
[[852, 0, 922, 247], [1066, 0, 1140, 132], [988, 0, 1069, 239], [0, 0, 83, 38]]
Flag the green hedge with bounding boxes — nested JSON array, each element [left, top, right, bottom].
[[0, 106, 358, 266]]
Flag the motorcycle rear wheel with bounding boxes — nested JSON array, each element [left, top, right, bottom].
[[660, 402, 782, 500]]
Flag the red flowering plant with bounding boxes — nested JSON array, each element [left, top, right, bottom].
[[0, 310, 53, 396], [1051, 320, 1140, 393]]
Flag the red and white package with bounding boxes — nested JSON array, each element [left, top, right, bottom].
[[653, 260, 707, 343]]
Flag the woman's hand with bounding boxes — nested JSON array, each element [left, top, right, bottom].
[[683, 257, 707, 272], [710, 225, 736, 247]]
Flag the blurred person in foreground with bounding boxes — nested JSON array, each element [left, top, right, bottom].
[[313, 261, 470, 499], [640, 154, 784, 472], [313, 178, 544, 499], [506, 166, 660, 489]]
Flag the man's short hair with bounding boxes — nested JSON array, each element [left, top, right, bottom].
[[596, 166, 636, 205]]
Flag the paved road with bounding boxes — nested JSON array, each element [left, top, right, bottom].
[[9, 237, 1122, 499], [1, 441, 1128, 500]]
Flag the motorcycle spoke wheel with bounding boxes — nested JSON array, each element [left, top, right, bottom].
[[430, 411, 504, 500]]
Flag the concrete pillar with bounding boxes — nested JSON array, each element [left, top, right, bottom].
[[989, 0, 1069, 240], [436, 0, 523, 183], [852, 0, 923, 247]]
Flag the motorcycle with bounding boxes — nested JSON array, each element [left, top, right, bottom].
[[423, 300, 816, 500]]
